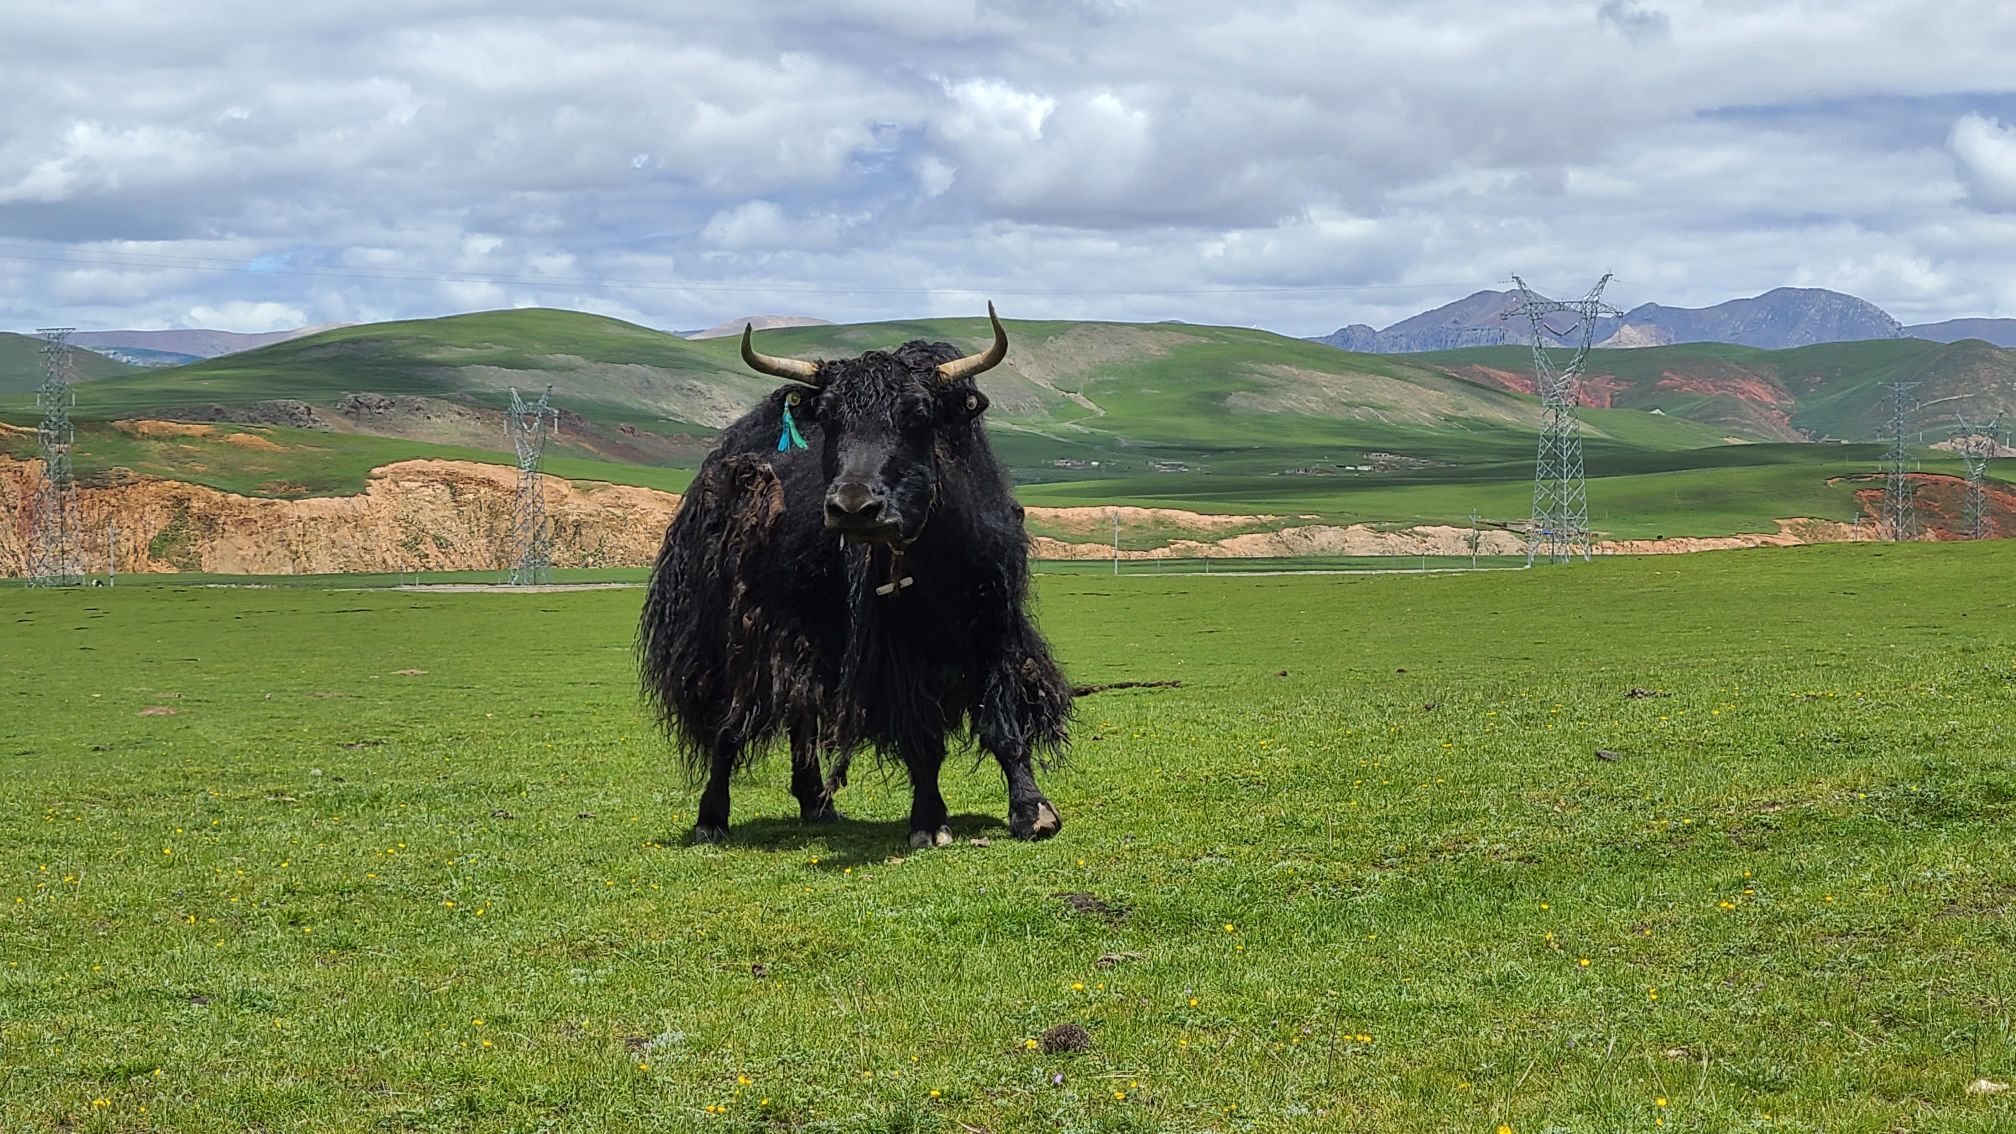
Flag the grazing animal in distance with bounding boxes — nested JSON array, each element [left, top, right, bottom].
[[638, 304, 1072, 848]]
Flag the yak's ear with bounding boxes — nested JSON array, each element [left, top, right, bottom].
[[951, 388, 989, 421]]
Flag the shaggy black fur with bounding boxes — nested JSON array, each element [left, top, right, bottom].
[[638, 340, 1072, 846]]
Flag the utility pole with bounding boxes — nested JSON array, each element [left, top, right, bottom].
[[1952, 414, 2002, 540], [504, 385, 560, 585], [1110, 511, 1119, 577], [1882, 382, 1919, 541], [1504, 275, 1619, 565], [26, 328, 83, 586]]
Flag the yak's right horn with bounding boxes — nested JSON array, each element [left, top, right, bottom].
[[936, 302, 1008, 384], [741, 325, 822, 384]]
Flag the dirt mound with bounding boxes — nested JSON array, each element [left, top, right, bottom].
[[1034, 523, 1526, 559], [114, 420, 217, 439], [0, 457, 682, 577], [1036, 517, 1879, 560], [1596, 519, 1867, 554], [0, 451, 1935, 579], [1023, 505, 1275, 535], [159, 401, 331, 430]]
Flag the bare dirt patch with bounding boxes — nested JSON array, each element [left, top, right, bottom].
[[1053, 892, 1127, 921], [0, 456, 682, 578], [397, 583, 642, 593], [1040, 1023, 1093, 1054], [114, 420, 217, 440], [1024, 505, 1275, 535], [222, 432, 283, 451], [1072, 680, 1183, 696]]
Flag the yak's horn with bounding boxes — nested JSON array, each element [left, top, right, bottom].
[[937, 302, 1008, 384], [740, 324, 822, 384]]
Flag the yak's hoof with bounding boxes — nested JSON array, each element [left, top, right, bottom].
[[1010, 799, 1063, 841], [794, 799, 842, 827], [691, 824, 729, 845], [908, 826, 955, 849]]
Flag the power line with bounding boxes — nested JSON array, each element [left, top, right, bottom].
[[0, 243, 1491, 298]]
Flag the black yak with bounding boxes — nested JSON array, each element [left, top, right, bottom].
[[638, 305, 1072, 848]]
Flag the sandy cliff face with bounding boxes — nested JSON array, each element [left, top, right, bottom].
[[0, 455, 1918, 578], [0, 458, 681, 576]]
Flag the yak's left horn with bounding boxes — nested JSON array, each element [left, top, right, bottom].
[[937, 302, 1008, 384], [741, 324, 823, 384]]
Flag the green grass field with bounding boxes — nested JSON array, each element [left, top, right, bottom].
[[5, 544, 2014, 1132]]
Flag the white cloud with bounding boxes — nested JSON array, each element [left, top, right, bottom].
[[186, 300, 309, 332], [1598, 0, 1671, 45], [1951, 113, 2016, 211], [3, 0, 2016, 332], [699, 201, 790, 250]]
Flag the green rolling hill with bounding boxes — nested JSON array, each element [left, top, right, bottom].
[[1, 307, 1735, 485], [0, 332, 139, 395], [4, 308, 2005, 541], [1415, 337, 2016, 442]]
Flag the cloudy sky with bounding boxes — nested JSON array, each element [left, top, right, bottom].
[[4, 0, 2016, 337]]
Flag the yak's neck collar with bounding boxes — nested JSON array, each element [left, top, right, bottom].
[[873, 545, 915, 597], [867, 454, 944, 598]]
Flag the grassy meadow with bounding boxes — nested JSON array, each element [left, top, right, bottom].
[[3, 544, 2015, 1132]]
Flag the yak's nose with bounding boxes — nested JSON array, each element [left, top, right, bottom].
[[825, 482, 884, 524]]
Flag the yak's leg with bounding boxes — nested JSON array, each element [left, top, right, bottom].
[[993, 744, 1063, 840], [977, 647, 1066, 841], [692, 739, 737, 844], [790, 725, 843, 824], [823, 748, 852, 800], [904, 743, 954, 849]]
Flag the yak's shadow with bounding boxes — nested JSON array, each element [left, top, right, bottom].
[[672, 811, 1011, 866]]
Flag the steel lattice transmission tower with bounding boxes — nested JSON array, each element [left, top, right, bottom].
[[1504, 274, 1620, 565], [1951, 414, 2002, 540], [504, 385, 560, 585], [1881, 382, 1920, 541], [26, 328, 84, 586]]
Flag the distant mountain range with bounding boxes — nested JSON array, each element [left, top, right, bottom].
[[680, 314, 834, 340], [1316, 287, 2016, 353], [21, 287, 2016, 389], [65, 325, 347, 366]]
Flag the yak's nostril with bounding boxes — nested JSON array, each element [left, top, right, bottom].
[[826, 484, 882, 520]]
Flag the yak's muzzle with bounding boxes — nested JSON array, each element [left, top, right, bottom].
[[825, 482, 900, 542]]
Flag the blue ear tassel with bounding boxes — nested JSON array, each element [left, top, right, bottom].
[[777, 403, 808, 452]]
